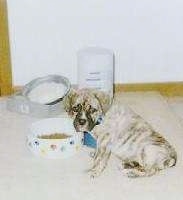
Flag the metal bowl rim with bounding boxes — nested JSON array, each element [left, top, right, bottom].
[[21, 75, 71, 105]]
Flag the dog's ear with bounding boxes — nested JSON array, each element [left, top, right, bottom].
[[63, 89, 77, 116], [93, 90, 112, 114]]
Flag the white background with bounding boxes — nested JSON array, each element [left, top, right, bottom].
[[7, 0, 183, 85]]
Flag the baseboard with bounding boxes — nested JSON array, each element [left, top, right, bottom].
[[115, 82, 183, 96], [13, 82, 183, 97]]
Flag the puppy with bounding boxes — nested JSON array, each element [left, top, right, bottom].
[[64, 89, 177, 178], [63, 88, 111, 132]]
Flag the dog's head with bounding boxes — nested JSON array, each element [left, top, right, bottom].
[[63, 89, 112, 132]]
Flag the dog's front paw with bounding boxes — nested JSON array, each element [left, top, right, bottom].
[[89, 151, 96, 158], [88, 168, 101, 178], [90, 171, 100, 179]]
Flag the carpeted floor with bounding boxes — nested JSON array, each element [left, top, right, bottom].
[[168, 96, 183, 122], [0, 92, 183, 200]]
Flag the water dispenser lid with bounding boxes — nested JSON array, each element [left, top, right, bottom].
[[77, 47, 114, 69]]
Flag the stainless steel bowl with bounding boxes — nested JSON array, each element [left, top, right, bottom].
[[22, 75, 71, 105], [6, 75, 71, 117]]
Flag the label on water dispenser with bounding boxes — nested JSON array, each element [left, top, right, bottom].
[[80, 70, 113, 97]]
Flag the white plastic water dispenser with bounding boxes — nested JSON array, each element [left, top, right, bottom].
[[77, 47, 114, 98]]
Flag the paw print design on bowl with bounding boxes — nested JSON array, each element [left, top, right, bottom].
[[34, 140, 39, 146], [40, 148, 47, 155], [70, 140, 74, 145], [60, 146, 66, 152], [50, 144, 57, 150], [75, 145, 80, 151], [28, 142, 32, 148]]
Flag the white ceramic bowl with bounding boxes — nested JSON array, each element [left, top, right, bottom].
[[27, 118, 83, 159]]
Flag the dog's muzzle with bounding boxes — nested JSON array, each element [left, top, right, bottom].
[[78, 118, 87, 125]]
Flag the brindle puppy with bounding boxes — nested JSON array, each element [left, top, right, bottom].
[[64, 89, 177, 178]]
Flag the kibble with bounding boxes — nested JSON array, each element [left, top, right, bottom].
[[38, 133, 71, 139]]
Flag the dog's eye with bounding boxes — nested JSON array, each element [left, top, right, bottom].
[[89, 106, 97, 113], [72, 104, 82, 112]]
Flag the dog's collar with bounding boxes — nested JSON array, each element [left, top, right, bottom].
[[95, 115, 104, 125], [83, 115, 104, 148]]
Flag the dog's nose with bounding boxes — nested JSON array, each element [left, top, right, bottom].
[[79, 119, 87, 125]]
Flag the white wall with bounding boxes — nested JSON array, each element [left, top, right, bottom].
[[7, 0, 183, 85]]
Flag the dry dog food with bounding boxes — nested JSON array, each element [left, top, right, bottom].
[[38, 133, 71, 139]]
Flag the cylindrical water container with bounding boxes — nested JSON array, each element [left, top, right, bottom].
[[77, 47, 114, 98]]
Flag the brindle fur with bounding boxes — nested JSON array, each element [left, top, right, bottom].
[[63, 89, 111, 132], [64, 89, 177, 178], [90, 105, 177, 178]]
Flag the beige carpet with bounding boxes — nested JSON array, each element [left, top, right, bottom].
[[0, 92, 183, 200], [168, 96, 183, 124]]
